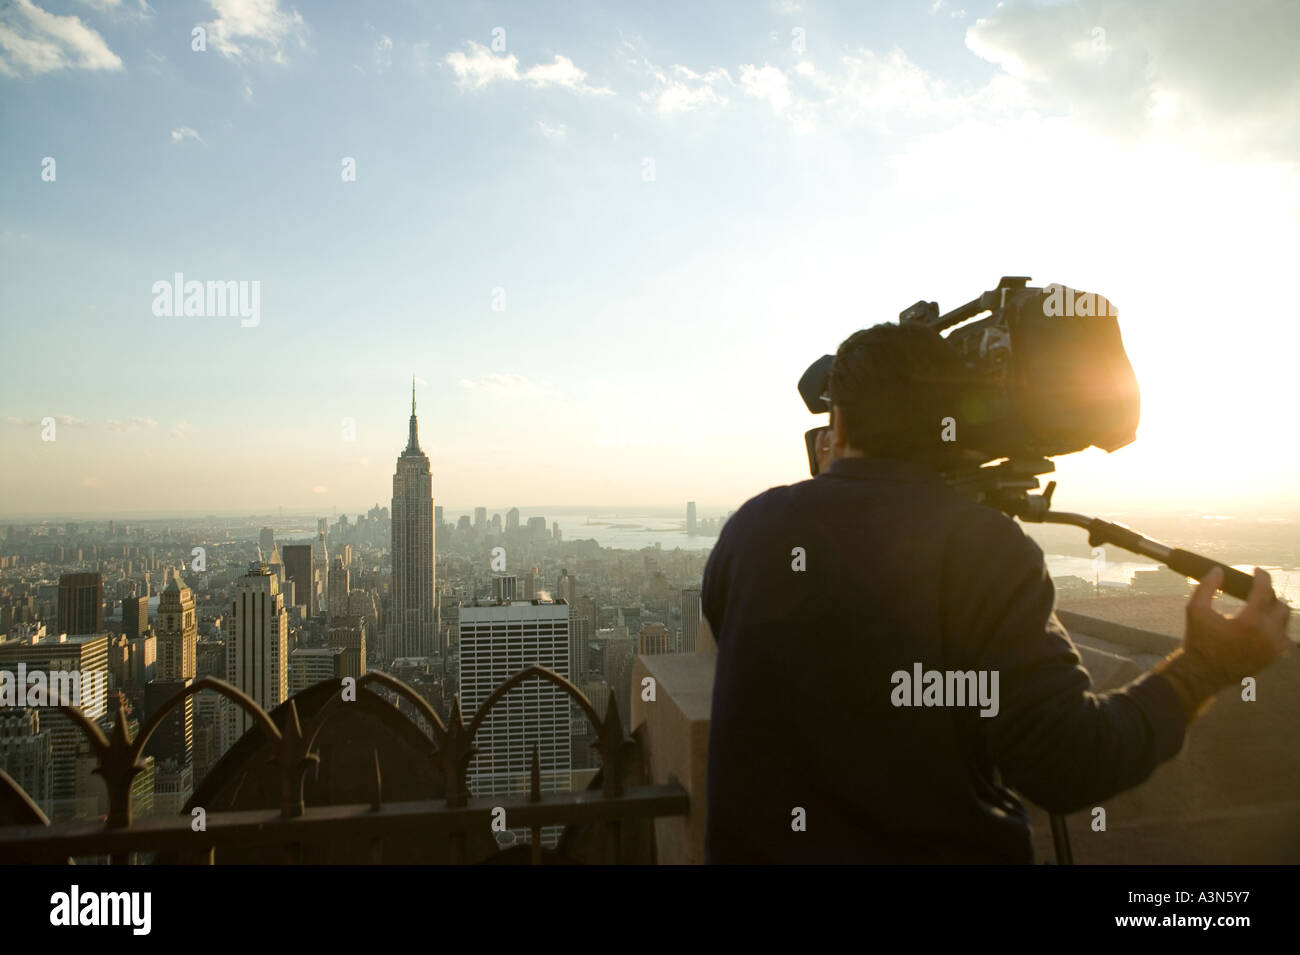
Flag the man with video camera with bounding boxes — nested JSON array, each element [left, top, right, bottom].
[[700, 321, 1292, 864]]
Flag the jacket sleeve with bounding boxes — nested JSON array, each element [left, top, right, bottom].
[[944, 508, 1189, 814]]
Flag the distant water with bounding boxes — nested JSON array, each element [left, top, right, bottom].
[[554, 516, 716, 550]]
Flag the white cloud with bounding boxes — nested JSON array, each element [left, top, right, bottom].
[[643, 63, 732, 115], [2, 414, 87, 427], [375, 33, 391, 69], [105, 417, 157, 432], [170, 126, 202, 144], [170, 420, 195, 439], [740, 64, 792, 113], [523, 54, 612, 94], [741, 64, 816, 133], [445, 41, 612, 95], [199, 0, 306, 64], [77, 0, 153, 19], [0, 0, 123, 78], [963, 0, 1300, 162], [537, 120, 566, 140]]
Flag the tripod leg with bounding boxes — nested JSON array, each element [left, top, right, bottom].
[[1049, 812, 1074, 864]]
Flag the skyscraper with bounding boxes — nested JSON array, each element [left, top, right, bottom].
[[491, 574, 518, 602], [281, 544, 313, 617], [156, 572, 197, 681], [687, 501, 698, 536], [226, 563, 288, 743], [473, 507, 487, 534], [506, 507, 520, 534], [259, 526, 275, 561], [121, 595, 148, 641], [391, 381, 436, 659], [681, 586, 701, 653], [57, 572, 103, 636], [327, 556, 350, 620], [638, 623, 672, 655], [459, 599, 571, 847], [556, 569, 577, 605], [0, 634, 109, 820], [327, 615, 366, 681], [312, 524, 329, 616]]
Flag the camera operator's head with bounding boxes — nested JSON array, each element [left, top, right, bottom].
[[827, 322, 964, 468]]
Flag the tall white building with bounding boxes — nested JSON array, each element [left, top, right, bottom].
[[0, 633, 109, 821], [226, 562, 288, 744], [312, 522, 329, 616], [459, 599, 571, 848]]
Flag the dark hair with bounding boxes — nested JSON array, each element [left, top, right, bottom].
[[828, 323, 964, 465]]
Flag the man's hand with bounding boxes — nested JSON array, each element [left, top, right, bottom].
[[1186, 566, 1292, 682], [1156, 567, 1293, 720]]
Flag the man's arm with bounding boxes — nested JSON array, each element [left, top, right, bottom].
[[950, 515, 1291, 815], [698, 615, 717, 655]]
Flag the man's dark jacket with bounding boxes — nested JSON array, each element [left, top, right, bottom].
[[701, 456, 1188, 863]]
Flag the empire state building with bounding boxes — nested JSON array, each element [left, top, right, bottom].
[[390, 381, 436, 659]]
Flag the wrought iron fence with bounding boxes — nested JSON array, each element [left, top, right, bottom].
[[0, 666, 688, 864]]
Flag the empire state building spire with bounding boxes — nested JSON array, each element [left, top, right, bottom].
[[407, 376, 420, 451]]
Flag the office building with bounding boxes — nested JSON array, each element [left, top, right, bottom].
[[391, 382, 436, 659], [156, 572, 197, 681], [556, 569, 577, 606], [681, 586, 701, 653], [327, 556, 350, 620], [687, 501, 697, 536], [327, 615, 366, 681], [0, 633, 109, 821], [121, 595, 148, 641], [638, 623, 672, 655], [226, 563, 288, 744], [312, 525, 329, 615], [0, 709, 54, 819], [281, 544, 313, 617], [459, 599, 570, 847], [289, 646, 344, 696], [144, 678, 193, 769], [57, 572, 103, 636], [491, 574, 518, 603]]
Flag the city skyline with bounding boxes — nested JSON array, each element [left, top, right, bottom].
[[3, 2, 1299, 519]]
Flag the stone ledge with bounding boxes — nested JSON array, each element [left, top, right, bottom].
[[630, 652, 714, 865]]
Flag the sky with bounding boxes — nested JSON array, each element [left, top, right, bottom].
[[1, 0, 1298, 519]]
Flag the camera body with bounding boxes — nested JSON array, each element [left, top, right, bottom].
[[799, 276, 1140, 477]]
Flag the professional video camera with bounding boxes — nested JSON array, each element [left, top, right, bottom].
[[797, 275, 1259, 605], [797, 275, 1138, 479]]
